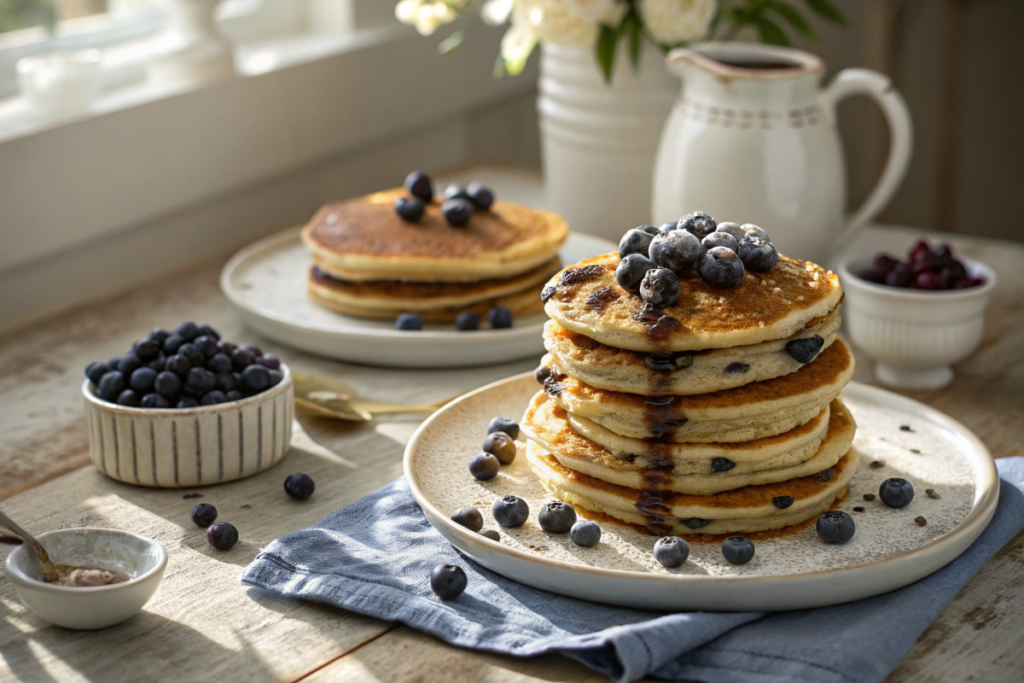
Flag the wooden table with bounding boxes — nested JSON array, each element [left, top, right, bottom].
[[1, 172, 1022, 682]]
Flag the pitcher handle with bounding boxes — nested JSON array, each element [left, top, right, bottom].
[[822, 68, 913, 240]]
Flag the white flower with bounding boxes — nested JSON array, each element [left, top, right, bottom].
[[395, 0, 469, 36], [512, 0, 599, 48], [562, 0, 628, 25], [482, 0, 514, 25], [638, 0, 716, 45], [501, 19, 538, 75]]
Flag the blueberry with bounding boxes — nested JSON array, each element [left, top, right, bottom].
[[879, 478, 914, 508], [467, 182, 495, 210], [773, 496, 795, 509], [175, 321, 200, 341], [430, 564, 467, 600], [541, 285, 557, 303], [491, 495, 529, 527], [97, 371, 127, 401], [468, 453, 500, 480], [207, 353, 233, 374], [538, 500, 576, 533], [487, 416, 520, 440], [231, 348, 254, 371], [615, 253, 655, 293], [640, 268, 682, 309], [167, 354, 192, 377], [117, 352, 143, 378], [196, 324, 220, 340], [483, 432, 516, 465], [187, 367, 217, 394], [284, 473, 315, 500], [191, 503, 218, 527], [786, 335, 824, 364], [405, 171, 433, 202], [724, 362, 750, 374], [194, 335, 219, 359], [200, 391, 227, 405], [150, 328, 170, 345], [395, 313, 423, 331], [116, 389, 141, 407], [702, 232, 738, 252], [659, 221, 678, 233], [85, 361, 111, 385], [480, 529, 500, 541], [644, 353, 674, 372], [242, 344, 264, 358], [711, 457, 735, 472], [225, 390, 243, 402], [697, 247, 745, 288], [817, 467, 835, 482], [207, 522, 238, 551], [155, 371, 182, 397], [217, 340, 237, 356], [141, 393, 170, 409], [241, 364, 271, 393], [147, 352, 167, 372], [736, 236, 779, 273], [816, 511, 856, 544], [681, 518, 711, 529], [618, 228, 655, 259], [442, 198, 474, 227], [716, 222, 746, 241], [742, 224, 769, 241], [636, 225, 661, 237], [450, 506, 483, 532], [454, 311, 479, 331], [649, 230, 702, 276], [394, 196, 425, 222], [256, 354, 280, 370], [488, 306, 513, 329], [535, 365, 552, 384], [443, 183, 470, 201], [267, 369, 284, 387], [722, 536, 755, 564], [133, 338, 161, 360], [653, 536, 690, 567], [108, 357, 122, 372], [214, 372, 237, 393], [885, 263, 912, 288], [679, 211, 717, 239], [179, 343, 205, 369], [570, 520, 602, 547], [177, 397, 199, 408]]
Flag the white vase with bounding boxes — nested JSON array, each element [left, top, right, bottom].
[[652, 42, 913, 265], [538, 42, 678, 242], [149, 0, 235, 86]]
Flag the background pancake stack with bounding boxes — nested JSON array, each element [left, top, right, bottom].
[[301, 188, 569, 322], [521, 250, 858, 536]]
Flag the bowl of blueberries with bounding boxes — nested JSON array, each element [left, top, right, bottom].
[[837, 239, 996, 390], [82, 322, 293, 488]]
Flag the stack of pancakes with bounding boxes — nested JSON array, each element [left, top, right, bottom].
[[521, 251, 858, 536], [301, 189, 569, 322]]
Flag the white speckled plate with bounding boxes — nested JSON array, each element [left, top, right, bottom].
[[220, 228, 615, 368], [405, 375, 999, 611]]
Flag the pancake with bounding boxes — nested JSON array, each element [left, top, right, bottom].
[[523, 394, 855, 495], [543, 310, 842, 396], [527, 440, 858, 535], [303, 189, 569, 283], [542, 252, 843, 352], [544, 337, 855, 442]]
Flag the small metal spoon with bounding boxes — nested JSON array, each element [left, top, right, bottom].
[[0, 510, 58, 583], [293, 373, 459, 422]]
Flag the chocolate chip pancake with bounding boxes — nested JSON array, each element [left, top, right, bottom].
[[303, 189, 569, 283], [542, 252, 842, 353], [543, 337, 855, 442]]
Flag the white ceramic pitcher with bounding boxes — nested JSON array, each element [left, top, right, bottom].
[[652, 43, 912, 265]]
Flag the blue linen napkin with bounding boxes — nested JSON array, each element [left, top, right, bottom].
[[241, 457, 1024, 683]]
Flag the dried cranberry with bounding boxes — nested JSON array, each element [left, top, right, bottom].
[[913, 271, 943, 290], [907, 239, 931, 263], [910, 256, 935, 276]]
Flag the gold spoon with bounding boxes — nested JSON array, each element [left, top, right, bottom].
[[293, 373, 460, 422], [0, 509, 58, 583]]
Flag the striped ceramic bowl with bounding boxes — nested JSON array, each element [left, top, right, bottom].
[[82, 364, 293, 487]]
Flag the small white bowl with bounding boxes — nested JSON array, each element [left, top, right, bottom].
[[837, 257, 996, 390], [83, 363, 294, 488], [5, 528, 167, 630]]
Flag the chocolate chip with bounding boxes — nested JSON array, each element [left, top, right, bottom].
[[900, 425, 915, 432], [853, 506, 866, 512], [915, 516, 927, 526], [926, 488, 941, 499], [772, 495, 795, 509], [863, 493, 876, 501], [870, 460, 886, 469]]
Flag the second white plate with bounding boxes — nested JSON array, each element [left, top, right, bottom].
[[220, 229, 614, 368]]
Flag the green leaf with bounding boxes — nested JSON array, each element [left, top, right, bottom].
[[624, 13, 643, 72], [494, 55, 507, 79], [438, 29, 466, 54], [753, 16, 792, 46], [770, 2, 817, 41], [803, 0, 848, 26], [596, 24, 620, 83]]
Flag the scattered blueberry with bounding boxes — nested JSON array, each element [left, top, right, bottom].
[[442, 198, 474, 227], [200, 390, 227, 405], [773, 496, 795, 509], [488, 306, 514, 329], [455, 311, 479, 331], [697, 247, 746, 288], [653, 536, 690, 567], [538, 500, 576, 533], [154, 371, 182, 397], [141, 393, 170, 409], [615, 253, 656, 293], [786, 335, 824, 364], [395, 196, 425, 222], [116, 389, 141, 407], [618, 228, 655, 259], [118, 352, 143, 377], [130, 367, 158, 394], [640, 268, 682, 309], [816, 511, 856, 543], [177, 397, 199, 408], [741, 224, 769, 240], [722, 536, 755, 564], [715, 222, 746, 241], [467, 182, 495, 210], [207, 522, 238, 551], [443, 184, 470, 201], [570, 519, 602, 547], [817, 467, 835, 482], [405, 171, 433, 202], [483, 432, 517, 465], [679, 211, 717, 239], [133, 338, 160, 360], [480, 529, 500, 541], [702, 231, 738, 252], [649, 230, 702, 276], [191, 503, 218, 527], [487, 417, 520, 440], [284, 473, 315, 500], [879, 478, 914, 508], [736, 236, 778, 273], [85, 361, 111, 385], [97, 371, 127, 401], [535, 365, 552, 384], [492, 495, 529, 527], [450, 507, 483, 532], [711, 457, 736, 473], [469, 453, 500, 480], [430, 565, 467, 599], [915, 516, 928, 526], [395, 312, 423, 331]]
